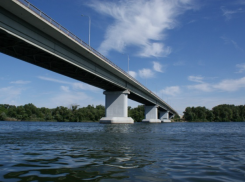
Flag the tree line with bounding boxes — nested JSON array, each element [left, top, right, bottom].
[[1, 103, 244, 122], [183, 104, 245, 122], [0, 103, 145, 122]]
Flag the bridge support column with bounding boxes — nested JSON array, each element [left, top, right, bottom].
[[142, 105, 161, 123], [100, 90, 134, 124], [159, 111, 171, 123]]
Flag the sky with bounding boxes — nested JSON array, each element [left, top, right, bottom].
[[1, 0, 245, 115]]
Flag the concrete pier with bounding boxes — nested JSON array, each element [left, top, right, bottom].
[[142, 105, 161, 123], [100, 90, 134, 124], [159, 111, 171, 122]]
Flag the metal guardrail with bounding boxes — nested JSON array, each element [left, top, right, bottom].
[[15, 0, 177, 114]]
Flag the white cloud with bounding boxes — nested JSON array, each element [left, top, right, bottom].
[[89, 0, 196, 57], [188, 77, 245, 92], [160, 86, 181, 96], [213, 77, 245, 92], [153, 61, 164, 73], [10, 80, 31, 84], [230, 40, 244, 52], [139, 68, 154, 78], [187, 83, 213, 92], [51, 92, 93, 108], [72, 82, 99, 92], [38, 76, 99, 92], [0, 87, 23, 104], [188, 75, 204, 83], [38, 76, 70, 84], [221, 6, 243, 20], [134, 62, 164, 80], [187, 19, 196, 24], [128, 71, 137, 78], [221, 36, 244, 52], [221, 36, 230, 44], [34, 76, 103, 108], [236, 63, 245, 73], [61, 86, 70, 92], [138, 43, 171, 57]]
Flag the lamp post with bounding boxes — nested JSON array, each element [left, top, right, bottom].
[[81, 14, 91, 46]]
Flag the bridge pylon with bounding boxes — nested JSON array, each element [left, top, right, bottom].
[[142, 105, 161, 123], [159, 111, 171, 123], [99, 90, 134, 124]]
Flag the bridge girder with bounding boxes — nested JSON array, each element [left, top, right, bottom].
[[0, 1, 179, 116]]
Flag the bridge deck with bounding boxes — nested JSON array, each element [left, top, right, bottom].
[[0, 0, 179, 115]]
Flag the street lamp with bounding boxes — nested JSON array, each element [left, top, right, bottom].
[[81, 14, 91, 46]]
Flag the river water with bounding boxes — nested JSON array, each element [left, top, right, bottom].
[[0, 121, 245, 182]]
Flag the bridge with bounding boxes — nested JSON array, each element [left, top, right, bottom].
[[0, 0, 179, 123]]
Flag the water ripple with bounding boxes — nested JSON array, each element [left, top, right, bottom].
[[0, 121, 245, 181]]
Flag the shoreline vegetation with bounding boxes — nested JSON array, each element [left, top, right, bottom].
[[183, 105, 245, 122], [0, 103, 145, 122], [0, 103, 244, 122]]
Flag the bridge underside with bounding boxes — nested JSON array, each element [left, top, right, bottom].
[[0, 0, 179, 123], [0, 29, 119, 91], [0, 28, 153, 105]]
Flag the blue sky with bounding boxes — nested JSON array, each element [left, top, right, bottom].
[[1, 0, 245, 115]]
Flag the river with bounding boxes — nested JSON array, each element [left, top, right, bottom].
[[0, 121, 245, 182]]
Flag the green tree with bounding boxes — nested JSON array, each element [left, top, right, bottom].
[[206, 110, 214, 121], [173, 114, 180, 121], [183, 107, 195, 121], [0, 112, 7, 121], [129, 105, 144, 122]]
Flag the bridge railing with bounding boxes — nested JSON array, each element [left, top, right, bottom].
[[16, 0, 176, 114]]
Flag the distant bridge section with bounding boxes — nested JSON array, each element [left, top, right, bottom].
[[0, 0, 178, 123]]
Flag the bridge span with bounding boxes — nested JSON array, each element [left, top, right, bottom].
[[0, 0, 179, 123]]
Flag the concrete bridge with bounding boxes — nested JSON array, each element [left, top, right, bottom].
[[0, 0, 179, 123]]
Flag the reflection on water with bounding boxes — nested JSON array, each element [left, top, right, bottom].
[[0, 121, 245, 182]]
